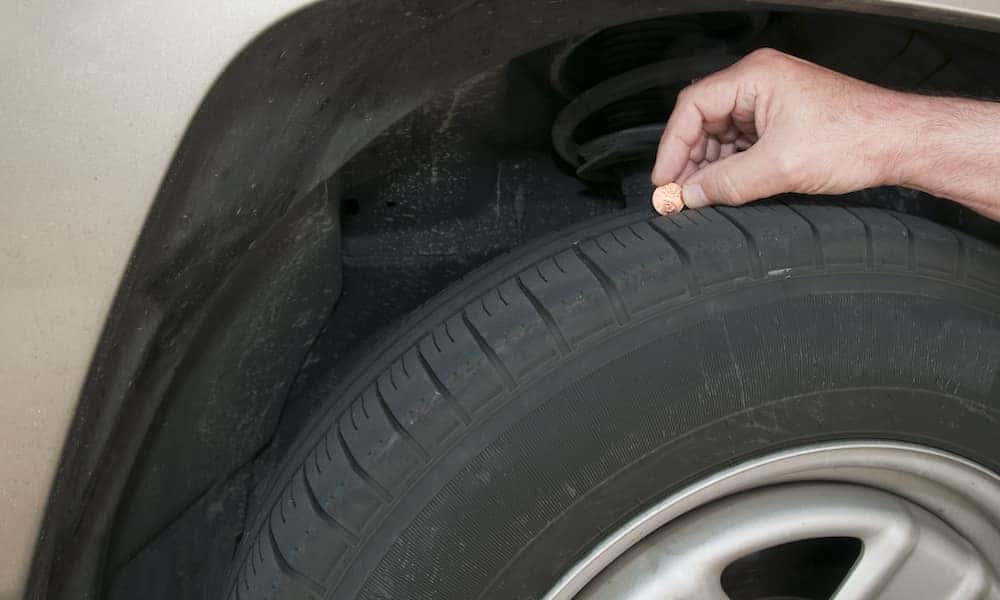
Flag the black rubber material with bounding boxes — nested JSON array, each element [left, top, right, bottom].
[[228, 201, 1000, 600]]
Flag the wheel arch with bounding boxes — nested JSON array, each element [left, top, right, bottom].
[[26, 0, 1000, 598]]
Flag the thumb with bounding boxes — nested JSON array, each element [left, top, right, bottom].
[[682, 144, 793, 208]]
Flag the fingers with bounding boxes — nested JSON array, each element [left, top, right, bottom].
[[706, 137, 721, 162], [678, 159, 699, 182], [670, 137, 740, 187], [681, 141, 792, 208], [690, 134, 709, 164], [652, 64, 756, 186], [652, 48, 784, 187], [672, 137, 740, 185], [719, 141, 738, 160]]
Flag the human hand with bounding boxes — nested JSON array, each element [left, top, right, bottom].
[[652, 48, 911, 212]]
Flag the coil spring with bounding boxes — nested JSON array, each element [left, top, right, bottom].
[[550, 12, 768, 182]]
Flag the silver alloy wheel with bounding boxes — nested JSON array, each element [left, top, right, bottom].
[[545, 441, 1000, 599]]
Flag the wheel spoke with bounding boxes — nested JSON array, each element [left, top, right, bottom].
[[575, 483, 1000, 600], [547, 443, 1000, 600], [832, 501, 1000, 600]]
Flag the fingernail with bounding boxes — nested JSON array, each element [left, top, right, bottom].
[[683, 183, 708, 208]]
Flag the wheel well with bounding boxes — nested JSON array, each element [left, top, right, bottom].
[[28, 2, 1000, 599]]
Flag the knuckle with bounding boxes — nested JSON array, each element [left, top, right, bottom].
[[773, 151, 804, 185], [676, 84, 697, 105], [742, 47, 792, 74], [746, 47, 785, 64]]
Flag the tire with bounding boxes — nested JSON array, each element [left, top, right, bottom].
[[228, 200, 1000, 600]]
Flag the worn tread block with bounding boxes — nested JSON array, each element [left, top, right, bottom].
[[655, 209, 751, 288], [716, 204, 814, 274], [517, 250, 617, 349], [304, 434, 382, 537], [338, 390, 421, 494], [894, 212, 961, 275], [464, 280, 560, 382], [791, 203, 867, 267], [375, 343, 468, 452], [844, 206, 909, 268], [239, 527, 319, 600], [571, 224, 690, 318], [268, 472, 351, 587], [966, 236, 1000, 287], [417, 314, 506, 418]]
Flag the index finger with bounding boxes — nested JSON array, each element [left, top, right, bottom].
[[651, 64, 748, 186], [651, 99, 705, 186]]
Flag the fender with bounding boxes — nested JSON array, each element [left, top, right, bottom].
[[7, 0, 1000, 598]]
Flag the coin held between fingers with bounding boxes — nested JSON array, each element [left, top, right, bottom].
[[652, 183, 685, 215]]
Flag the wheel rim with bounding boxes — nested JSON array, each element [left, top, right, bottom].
[[545, 441, 1000, 599]]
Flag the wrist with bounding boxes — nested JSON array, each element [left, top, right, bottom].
[[872, 90, 932, 190], [877, 92, 989, 197]]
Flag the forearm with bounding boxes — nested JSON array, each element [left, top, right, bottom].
[[888, 93, 1000, 220]]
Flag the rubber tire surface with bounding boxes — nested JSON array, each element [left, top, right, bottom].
[[229, 201, 1000, 600]]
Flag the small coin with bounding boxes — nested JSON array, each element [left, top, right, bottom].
[[652, 183, 685, 215]]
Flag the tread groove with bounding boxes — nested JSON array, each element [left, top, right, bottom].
[[320, 434, 333, 463], [713, 207, 764, 278], [884, 211, 916, 270], [515, 275, 571, 355], [335, 423, 391, 503], [416, 346, 471, 425], [648, 220, 701, 295], [300, 464, 361, 545], [461, 309, 516, 390], [953, 230, 967, 281], [572, 244, 629, 325], [780, 201, 825, 269], [374, 382, 430, 460], [840, 205, 874, 268], [268, 517, 326, 598], [388, 366, 399, 391], [552, 255, 568, 274]]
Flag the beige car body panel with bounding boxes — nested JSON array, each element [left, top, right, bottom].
[[1, 0, 998, 597]]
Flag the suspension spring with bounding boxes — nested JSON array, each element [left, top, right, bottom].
[[549, 12, 768, 182]]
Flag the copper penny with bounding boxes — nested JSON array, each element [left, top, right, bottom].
[[652, 183, 684, 215]]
